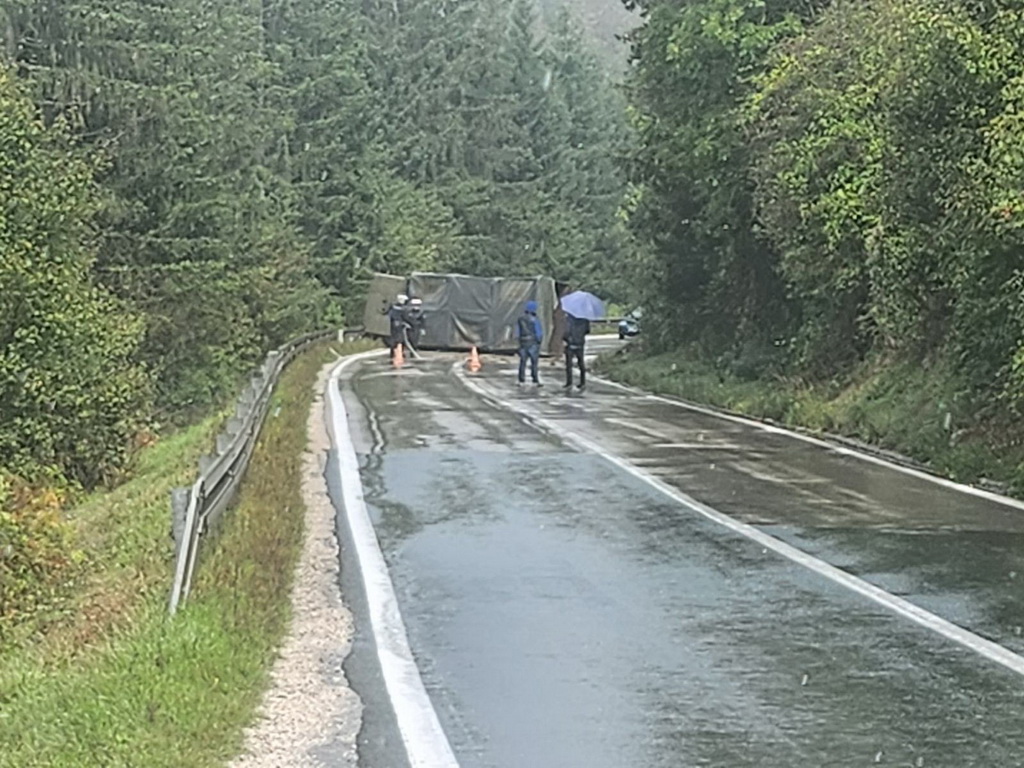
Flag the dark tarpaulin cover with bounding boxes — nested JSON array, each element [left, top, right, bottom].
[[408, 272, 557, 353]]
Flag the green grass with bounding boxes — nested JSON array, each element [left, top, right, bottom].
[[597, 344, 1024, 495], [0, 341, 373, 768]]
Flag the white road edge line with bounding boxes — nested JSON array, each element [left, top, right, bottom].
[[328, 351, 460, 768], [455, 365, 1024, 679], [592, 370, 1024, 514]]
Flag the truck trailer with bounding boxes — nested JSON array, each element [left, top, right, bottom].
[[362, 272, 563, 355]]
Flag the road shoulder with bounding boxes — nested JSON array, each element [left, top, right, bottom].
[[229, 360, 362, 768]]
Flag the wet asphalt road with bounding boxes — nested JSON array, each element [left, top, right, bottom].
[[336, 346, 1024, 768]]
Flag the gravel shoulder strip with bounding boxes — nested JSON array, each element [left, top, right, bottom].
[[229, 361, 362, 768]]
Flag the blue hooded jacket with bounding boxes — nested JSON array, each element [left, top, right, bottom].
[[516, 301, 543, 346]]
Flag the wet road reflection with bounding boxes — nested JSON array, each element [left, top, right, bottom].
[[342, 354, 1024, 768]]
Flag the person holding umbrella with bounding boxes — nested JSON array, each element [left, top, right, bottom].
[[559, 290, 605, 391]]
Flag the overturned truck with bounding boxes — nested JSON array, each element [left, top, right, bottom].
[[362, 272, 563, 355]]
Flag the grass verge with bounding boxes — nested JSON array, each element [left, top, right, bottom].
[[0, 340, 374, 768], [596, 344, 1024, 495]]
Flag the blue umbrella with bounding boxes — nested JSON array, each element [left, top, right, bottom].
[[560, 290, 606, 321]]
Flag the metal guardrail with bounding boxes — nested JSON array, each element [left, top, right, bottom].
[[167, 329, 339, 615]]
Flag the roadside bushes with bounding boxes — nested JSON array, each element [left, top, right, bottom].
[[0, 475, 79, 632], [624, 0, 1024, 483], [748, 0, 1023, 386], [628, 0, 1024, 399], [0, 66, 149, 487], [0, 66, 148, 626], [0, 67, 149, 488]]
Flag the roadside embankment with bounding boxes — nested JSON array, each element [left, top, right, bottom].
[[0, 340, 372, 768]]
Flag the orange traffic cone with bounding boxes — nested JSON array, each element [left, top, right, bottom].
[[393, 343, 405, 368], [467, 345, 482, 373]]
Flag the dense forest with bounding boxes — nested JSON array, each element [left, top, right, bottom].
[[0, 0, 632, 617], [622, 0, 1024, 483], [0, 0, 629, 488], [536, 0, 635, 65], [8, 0, 1024, 616]]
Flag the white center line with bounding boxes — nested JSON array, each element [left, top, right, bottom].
[[457, 366, 1024, 679]]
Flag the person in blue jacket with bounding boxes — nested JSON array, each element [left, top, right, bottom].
[[515, 300, 543, 386]]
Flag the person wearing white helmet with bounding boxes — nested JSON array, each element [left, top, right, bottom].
[[388, 293, 409, 361], [403, 296, 426, 356]]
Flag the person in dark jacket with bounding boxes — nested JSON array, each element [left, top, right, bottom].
[[387, 293, 408, 361], [563, 314, 590, 390], [515, 300, 543, 386], [402, 297, 425, 356]]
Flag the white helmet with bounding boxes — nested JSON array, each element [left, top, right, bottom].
[[409, 297, 423, 306], [396, 293, 408, 304]]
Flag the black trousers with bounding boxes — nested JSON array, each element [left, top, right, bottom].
[[389, 327, 417, 359], [564, 345, 585, 386]]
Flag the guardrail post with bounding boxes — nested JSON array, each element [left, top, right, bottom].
[[179, 480, 206, 604], [198, 453, 216, 474], [238, 383, 256, 407], [263, 351, 281, 379], [170, 486, 190, 547]]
